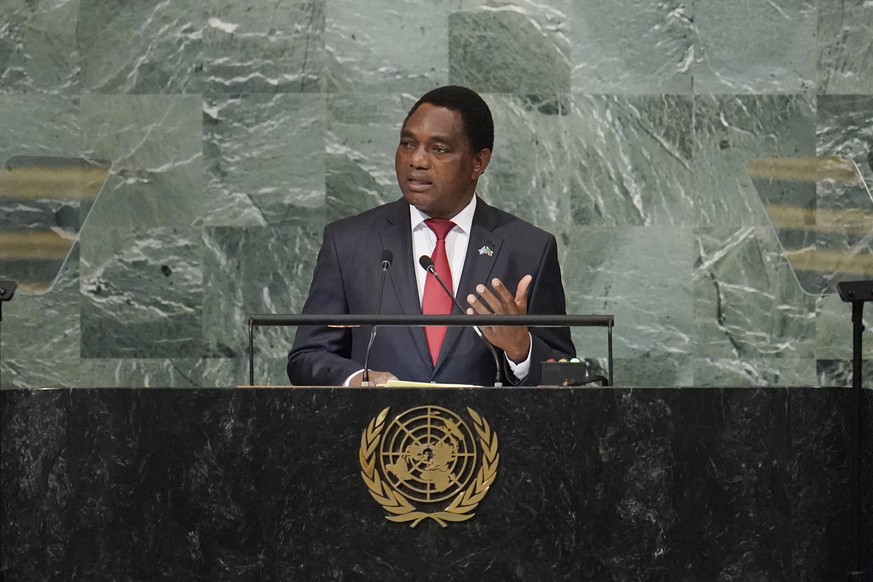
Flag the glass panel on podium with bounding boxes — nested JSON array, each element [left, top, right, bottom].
[[745, 156, 872, 296], [0, 155, 110, 294]]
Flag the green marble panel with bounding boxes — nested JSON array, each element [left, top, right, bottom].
[[562, 226, 694, 362], [478, 94, 572, 232], [693, 0, 816, 94], [198, 357, 247, 388], [449, 6, 570, 93], [325, 0, 447, 92], [568, 95, 694, 226], [570, 0, 693, 94], [693, 357, 817, 387], [692, 95, 816, 227], [325, 93, 409, 222], [201, 226, 321, 360], [75, 357, 288, 388], [692, 225, 817, 360], [79, 227, 205, 358], [80, 94, 204, 227], [817, 359, 873, 388], [77, 0, 205, 94], [202, 0, 324, 93], [817, 95, 873, 185], [78, 358, 205, 388], [0, 0, 81, 93], [0, 245, 81, 388], [0, 94, 81, 160], [815, 293, 873, 361], [0, 2, 27, 90], [205, 357, 293, 387], [202, 93, 326, 227], [613, 354, 694, 388], [77, 357, 290, 388], [78, 0, 324, 94], [2, 0, 871, 389], [817, 0, 873, 94]]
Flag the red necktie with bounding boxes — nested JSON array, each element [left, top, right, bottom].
[[422, 218, 455, 366]]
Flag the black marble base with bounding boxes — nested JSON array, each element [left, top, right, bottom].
[[2, 387, 871, 581]]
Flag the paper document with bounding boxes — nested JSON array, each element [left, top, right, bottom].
[[381, 380, 478, 388]]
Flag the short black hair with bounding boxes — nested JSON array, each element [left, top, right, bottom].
[[404, 85, 494, 153]]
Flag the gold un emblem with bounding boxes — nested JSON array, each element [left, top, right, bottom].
[[359, 406, 499, 527]]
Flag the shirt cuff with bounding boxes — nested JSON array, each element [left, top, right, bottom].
[[504, 333, 533, 381]]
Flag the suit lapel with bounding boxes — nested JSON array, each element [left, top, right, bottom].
[[435, 198, 504, 372], [380, 200, 432, 371]]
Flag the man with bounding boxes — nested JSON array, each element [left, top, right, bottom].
[[287, 86, 574, 386]]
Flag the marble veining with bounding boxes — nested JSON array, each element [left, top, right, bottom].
[[1, 0, 871, 388]]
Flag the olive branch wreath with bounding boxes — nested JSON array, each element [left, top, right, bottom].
[[359, 406, 499, 528]]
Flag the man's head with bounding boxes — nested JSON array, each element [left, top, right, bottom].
[[404, 86, 494, 153], [395, 86, 493, 219]]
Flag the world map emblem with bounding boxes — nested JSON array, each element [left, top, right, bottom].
[[359, 406, 499, 527]]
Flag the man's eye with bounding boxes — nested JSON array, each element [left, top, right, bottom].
[[431, 146, 448, 154], [399, 140, 415, 149]]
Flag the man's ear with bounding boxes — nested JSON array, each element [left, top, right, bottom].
[[471, 148, 492, 179]]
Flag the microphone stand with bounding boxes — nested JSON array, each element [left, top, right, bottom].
[[0, 280, 17, 389], [837, 280, 871, 582], [362, 253, 392, 386]]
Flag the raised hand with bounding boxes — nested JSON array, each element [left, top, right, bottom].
[[465, 275, 532, 363]]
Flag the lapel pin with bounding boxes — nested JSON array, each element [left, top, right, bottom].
[[478, 245, 494, 257]]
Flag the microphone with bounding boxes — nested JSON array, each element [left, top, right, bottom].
[[0, 280, 16, 303], [362, 249, 393, 386], [418, 255, 503, 387]]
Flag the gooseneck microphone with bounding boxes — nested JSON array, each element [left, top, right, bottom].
[[362, 249, 393, 386], [418, 255, 503, 387], [0, 280, 16, 374]]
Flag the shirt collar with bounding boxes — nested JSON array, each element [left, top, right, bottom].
[[409, 194, 477, 234]]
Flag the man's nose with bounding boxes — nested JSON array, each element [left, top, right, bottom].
[[409, 145, 429, 168]]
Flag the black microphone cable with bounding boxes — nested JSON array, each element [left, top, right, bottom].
[[418, 255, 503, 387]]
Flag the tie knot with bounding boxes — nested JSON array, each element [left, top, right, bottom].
[[425, 218, 455, 241]]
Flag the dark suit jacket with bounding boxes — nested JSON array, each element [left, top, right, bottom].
[[287, 197, 575, 386]]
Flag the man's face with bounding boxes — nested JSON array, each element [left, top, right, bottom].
[[395, 103, 491, 219]]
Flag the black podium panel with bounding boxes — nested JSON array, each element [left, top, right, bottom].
[[1, 387, 871, 581]]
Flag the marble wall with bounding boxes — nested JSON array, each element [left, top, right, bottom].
[[1, 0, 871, 388]]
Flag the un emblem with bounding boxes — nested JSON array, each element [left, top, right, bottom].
[[359, 406, 499, 527]]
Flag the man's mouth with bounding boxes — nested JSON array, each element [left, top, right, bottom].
[[406, 177, 432, 192]]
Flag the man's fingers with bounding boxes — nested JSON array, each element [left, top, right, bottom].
[[372, 371, 398, 385], [475, 284, 502, 313], [466, 293, 491, 314], [476, 281, 518, 314], [515, 275, 533, 306], [352, 370, 398, 386], [468, 275, 534, 315], [489, 278, 516, 304], [463, 276, 533, 354]]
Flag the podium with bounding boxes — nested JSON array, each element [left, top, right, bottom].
[[2, 386, 871, 580]]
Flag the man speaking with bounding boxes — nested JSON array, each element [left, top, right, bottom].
[[287, 86, 574, 387]]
